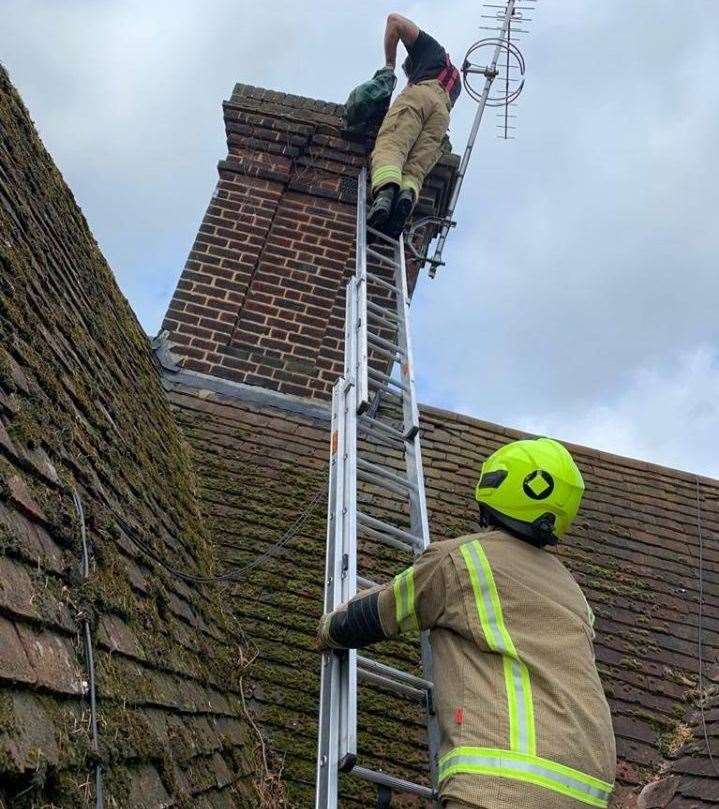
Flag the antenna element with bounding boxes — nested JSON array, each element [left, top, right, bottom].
[[426, 0, 536, 277]]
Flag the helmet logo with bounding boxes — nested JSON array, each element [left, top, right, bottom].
[[523, 470, 554, 500]]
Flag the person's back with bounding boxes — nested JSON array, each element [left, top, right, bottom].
[[418, 530, 615, 808]]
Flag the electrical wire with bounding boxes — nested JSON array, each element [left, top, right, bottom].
[[71, 490, 104, 809], [695, 476, 719, 777], [107, 481, 327, 585]]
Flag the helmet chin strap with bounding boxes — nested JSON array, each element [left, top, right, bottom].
[[533, 514, 557, 547], [478, 505, 557, 548]]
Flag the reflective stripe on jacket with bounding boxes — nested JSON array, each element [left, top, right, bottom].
[[322, 530, 616, 809]]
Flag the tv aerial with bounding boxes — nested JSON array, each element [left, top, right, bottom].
[[406, 0, 536, 277]]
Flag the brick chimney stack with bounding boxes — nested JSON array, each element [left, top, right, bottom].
[[160, 84, 458, 400]]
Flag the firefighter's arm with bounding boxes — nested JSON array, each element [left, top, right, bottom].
[[317, 543, 448, 650], [384, 13, 420, 69]]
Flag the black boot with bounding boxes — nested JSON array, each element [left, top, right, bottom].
[[367, 185, 397, 231], [385, 188, 415, 239]]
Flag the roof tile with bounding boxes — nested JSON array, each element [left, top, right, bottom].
[[15, 624, 84, 695], [0, 616, 35, 685]]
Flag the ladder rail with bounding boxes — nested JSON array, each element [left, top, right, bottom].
[[355, 172, 369, 411], [315, 384, 346, 807], [394, 238, 441, 788], [340, 260, 360, 769], [393, 239, 423, 453], [340, 383, 358, 768]]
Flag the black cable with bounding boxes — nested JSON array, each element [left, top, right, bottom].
[[107, 482, 326, 585], [695, 476, 719, 777], [71, 490, 104, 809]]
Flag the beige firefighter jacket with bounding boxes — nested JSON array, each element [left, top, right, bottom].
[[320, 530, 616, 809]]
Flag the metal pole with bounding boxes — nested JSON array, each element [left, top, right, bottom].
[[355, 168, 369, 411], [395, 239, 441, 802], [315, 383, 345, 809], [430, 0, 517, 274]]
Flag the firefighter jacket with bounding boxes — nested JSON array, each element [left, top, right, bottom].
[[318, 530, 616, 809]]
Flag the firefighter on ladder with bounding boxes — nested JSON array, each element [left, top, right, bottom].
[[318, 438, 617, 809], [368, 14, 461, 238]]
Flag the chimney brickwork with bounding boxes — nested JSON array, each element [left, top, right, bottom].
[[161, 84, 458, 399]]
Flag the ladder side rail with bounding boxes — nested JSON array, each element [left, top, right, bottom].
[[339, 376, 358, 767], [338, 237, 361, 768], [394, 241, 424, 480], [430, 0, 517, 274], [355, 167, 370, 412], [394, 239, 441, 797], [315, 383, 347, 809], [343, 280, 353, 379]]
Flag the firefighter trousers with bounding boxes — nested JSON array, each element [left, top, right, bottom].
[[370, 79, 450, 201]]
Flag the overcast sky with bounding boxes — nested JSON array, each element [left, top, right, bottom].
[[3, 1, 718, 478]]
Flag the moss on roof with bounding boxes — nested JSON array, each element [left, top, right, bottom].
[[0, 64, 258, 808]]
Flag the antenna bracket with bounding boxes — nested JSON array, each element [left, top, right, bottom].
[[462, 60, 499, 80]]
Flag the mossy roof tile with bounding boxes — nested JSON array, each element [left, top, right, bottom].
[[168, 379, 719, 806]]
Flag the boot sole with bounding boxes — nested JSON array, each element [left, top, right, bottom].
[[367, 206, 391, 231], [386, 195, 414, 238]]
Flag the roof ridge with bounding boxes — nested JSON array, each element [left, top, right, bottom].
[[419, 401, 719, 486]]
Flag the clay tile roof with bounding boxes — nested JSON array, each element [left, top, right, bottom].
[[164, 374, 719, 807], [638, 676, 719, 809], [0, 65, 259, 807]]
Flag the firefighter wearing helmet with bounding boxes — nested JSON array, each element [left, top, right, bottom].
[[318, 437, 616, 809]]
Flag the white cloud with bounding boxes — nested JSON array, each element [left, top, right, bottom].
[[514, 346, 719, 477]]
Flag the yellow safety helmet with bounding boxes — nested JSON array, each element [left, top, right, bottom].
[[475, 438, 584, 546]]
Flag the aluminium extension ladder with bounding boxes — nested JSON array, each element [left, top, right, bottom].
[[315, 168, 440, 808]]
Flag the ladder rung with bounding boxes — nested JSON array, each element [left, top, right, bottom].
[[368, 367, 408, 393], [358, 468, 411, 498], [352, 766, 435, 799], [358, 669, 427, 703], [366, 225, 399, 246], [357, 655, 433, 691], [367, 299, 400, 324], [366, 246, 400, 270], [357, 512, 421, 549], [357, 575, 378, 590], [367, 381, 403, 402], [357, 420, 404, 450], [366, 271, 396, 293], [357, 521, 414, 553], [357, 458, 416, 492], [368, 331, 404, 357], [364, 340, 398, 363], [359, 414, 405, 443], [366, 311, 399, 333]]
